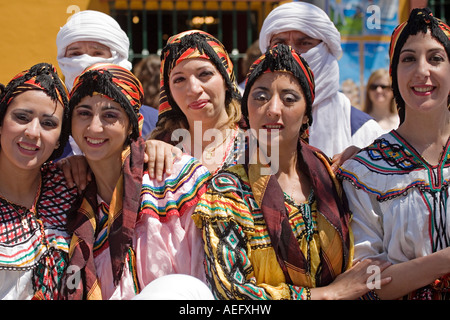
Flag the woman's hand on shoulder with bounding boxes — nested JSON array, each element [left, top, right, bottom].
[[144, 139, 183, 181], [57, 155, 91, 192], [330, 145, 361, 172]]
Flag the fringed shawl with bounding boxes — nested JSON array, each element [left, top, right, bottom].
[[62, 138, 145, 300], [247, 141, 352, 286]]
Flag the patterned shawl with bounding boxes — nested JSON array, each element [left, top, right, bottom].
[[247, 141, 352, 286], [62, 63, 145, 299]]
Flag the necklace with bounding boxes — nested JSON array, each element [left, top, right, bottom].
[[203, 127, 234, 161], [0, 176, 42, 232], [17, 206, 31, 231]]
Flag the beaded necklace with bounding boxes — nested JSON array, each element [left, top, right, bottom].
[[283, 189, 315, 274], [283, 189, 315, 242]]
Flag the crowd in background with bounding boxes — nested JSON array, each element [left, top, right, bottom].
[[0, 3, 449, 301]]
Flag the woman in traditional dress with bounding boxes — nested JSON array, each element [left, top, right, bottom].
[[338, 8, 450, 299], [0, 63, 79, 299], [258, 1, 384, 159], [61, 63, 213, 300], [149, 30, 247, 176], [193, 44, 391, 300]]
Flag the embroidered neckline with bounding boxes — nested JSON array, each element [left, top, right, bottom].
[[392, 130, 450, 191]]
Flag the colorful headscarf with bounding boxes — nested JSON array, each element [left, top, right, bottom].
[[242, 44, 315, 133], [389, 8, 450, 120], [0, 63, 69, 161], [69, 63, 144, 139], [158, 30, 241, 124], [64, 63, 146, 300]]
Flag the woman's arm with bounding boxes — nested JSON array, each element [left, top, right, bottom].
[[331, 145, 361, 172], [374, 248, 450, 299], [343, 180, 450, 299], [312, 259, 391, 300], [57, 155, 91, 191], [194, 184, 391, 300]]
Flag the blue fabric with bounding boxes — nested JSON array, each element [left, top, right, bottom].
[[140, 104, 159, 138], [350, 106, 374, 136]]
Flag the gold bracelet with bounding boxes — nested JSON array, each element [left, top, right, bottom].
[[305, 287, 311, 300]]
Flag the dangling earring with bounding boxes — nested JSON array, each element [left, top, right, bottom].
[[300, 117, 309, 141]]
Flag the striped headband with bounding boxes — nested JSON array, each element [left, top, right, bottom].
[[158, 30, 240, 122], [389, 8, 450, 116], [0, 63, 70, 161], [0, 63, 68, 109], [389, 8, 450, 76], [69, 63, 144, 138], [241, 44, 315, 127]]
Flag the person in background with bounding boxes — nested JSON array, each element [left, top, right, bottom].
[[150, 30, 247, 175], [56, 10, 158, 157], [338, 8, 450, 300], [133, 54, 161, 137], [56, 10, 176, 183], [363, 69, 398, 132], [0, 63, 79, 300], [62, 63, 213, 300], [193, 44, 391, 300], [259, 1, 384, 158], [238, 40, 261, 94]]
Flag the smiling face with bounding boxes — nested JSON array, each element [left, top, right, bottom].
[[247, 71, 308, 150], [71, 94, 130, 163], [169, 58, 229, 130], [0, 90, 63, 170], [397, 31, 450, 115]]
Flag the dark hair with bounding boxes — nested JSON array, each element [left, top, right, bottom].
[[133, 54, 161, 108]]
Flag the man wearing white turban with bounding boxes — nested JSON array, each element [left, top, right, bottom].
[[56, 10, 157, 156], [56, 10, 132, 91], [259, 2, 384, 158]]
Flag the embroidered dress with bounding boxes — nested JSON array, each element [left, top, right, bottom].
[[212, 127, 247, 175], [193, 142, 352, 300], [0, 163, 78, 300], [89, 155, 210, 300], [338, 131, 450, 299]]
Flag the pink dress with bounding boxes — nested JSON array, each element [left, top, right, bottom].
[[92, 155, 210, 299]]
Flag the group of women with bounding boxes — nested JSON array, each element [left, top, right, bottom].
[[0, 7, 449, 300]]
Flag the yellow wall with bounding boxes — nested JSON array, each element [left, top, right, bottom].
[[0, 0, 109, 85], [0, 0, 412, 86]]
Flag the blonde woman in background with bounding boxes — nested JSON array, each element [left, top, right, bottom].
[[363, 69, 398, 132]]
